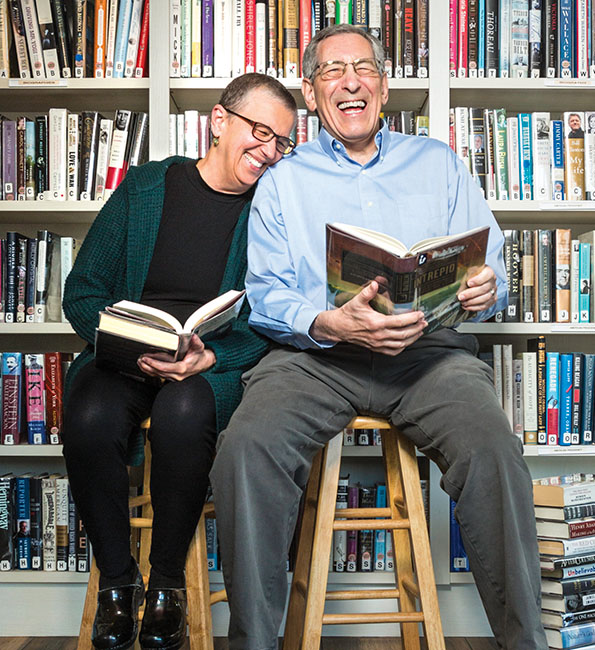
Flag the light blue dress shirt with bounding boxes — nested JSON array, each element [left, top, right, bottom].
[[247, 122, 507, 350]]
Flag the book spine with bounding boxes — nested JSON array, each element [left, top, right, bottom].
[[15, 476, 31, 569], [94, 0, 107, 76], [15, 235, 26, 323], [585, 111, 595, 199], [357, 486, 374, 572], [1, 352, 22, 444], [483, 109, 497, 199], [373, 484, 387, 570], [449, 0, 457, 77], [551, 119, 566, 199], [180, 0, 191, 77], [5, 231, 17, 322], [201, 0, 213, 76], [537, 229, 553, 323], [555, 228, 572, 322], [346, 485, 358, 572], [522, 351, 538, 444], [532, 112, 551, 200], [205, 516, 217, 569], [67, 113, 80, 201], [29, 476, 42, 570], [44, 351, 63, 444], [503, 229, 521, 322], [41, 476, 56, 570], [415, 0, 428, 78], [493, 343, 503, 406], [48, 108, 67, 200], [190, 0, 201, 77], [485, 0, 498, 76], [0, 0, 9, 78], [104, 0, 119, 77], [521, 229, 535, 322], [55, 476, 69, 570], [25, 120, 35, 199], [529, 0, 542, 77], [34, 230, 52, 323], [2, 119, 16, 200], [450, 498, 469, 571], [467, 0, 478, 77], [518, 113, 533, 200], [60, 237, 74, 321], [16, 117, 26, 200], [67, 485, 77, 570], [79, 111, 100, 200], [502, 343, 514, 428], [25, 354, 46, 444], [506, 116, 521, 199], [50, 0, 72, 77], [457, 0, 468, 78], [231, 0, 243, 76], [134, 0, 149, 76], [266, 0, 276, 75], [124, 0, 143, 77], [542, 0, 557, 76], [530, 336, 547, 443], [571, 352, 583, 444], [579, 241, 591, 323], [255, 0, 266, 72], [104, 110, 132, 197], [94, 118, 113, 199], [575, 0, 589, 77], [511, 0, 529, 77], [0, 476, 14, 570], [469, 106, 487, 195], [498, 0, 510, 77], [25, 236, 36, 322], [8, 0, 32, 78], [34, 115, 47, 198], [581, 354, 595, 444], [333, 475, 348, 571], [512, 357, 524, 440], [546, 351, 560, 444], [559, 0, 573, 77], [21, 0, 46, 77], [76, 508, 90, 571], [283, 0, 299, 77], [299, 0, 311, 75], [113, 0, 133, 77], [560, 352, 573, 445], [35, 0, 60, 78], [493, 108, 509, 199]]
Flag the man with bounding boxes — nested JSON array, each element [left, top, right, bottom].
[[568, 113, 585, 139], [210, 25, 547, 650]]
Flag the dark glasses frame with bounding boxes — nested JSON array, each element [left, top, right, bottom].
[[223, 107, 296, 155]]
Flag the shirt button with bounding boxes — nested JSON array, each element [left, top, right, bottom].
[[333, 142, 341, 150], [362, 170, 367, 175]]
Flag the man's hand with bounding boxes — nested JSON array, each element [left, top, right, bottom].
[[457, 265, 498, 312], [137, 334, 216, 381], [310, 281, 427, 356]]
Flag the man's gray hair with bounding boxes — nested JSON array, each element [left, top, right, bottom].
[[301, 25, 385, 80]]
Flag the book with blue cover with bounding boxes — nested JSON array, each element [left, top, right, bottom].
[[450, 498, 469, 572], [559, 353, 573, 445]]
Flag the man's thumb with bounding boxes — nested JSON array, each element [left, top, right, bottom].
[[356, 281, 378, 304]]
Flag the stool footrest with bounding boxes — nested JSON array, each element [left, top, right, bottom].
[[210, 589, 227, 605], [129, 517, 152, 528], [325, 589, 400, 601], [402, 576, 420, 598], [333, 518, 409, 531], [129, 495, 151, 507], [322, 612, 424, 625], [337, 507, 392, 518]]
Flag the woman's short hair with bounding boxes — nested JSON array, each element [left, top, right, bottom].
[[219, 73, 297, 114], [301, 25, 385, 80]]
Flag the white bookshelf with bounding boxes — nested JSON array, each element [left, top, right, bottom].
[[1, 0, 594, 640]]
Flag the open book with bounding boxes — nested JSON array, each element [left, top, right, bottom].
[[94, 289, 245, 379], [326, 223, 490, 333]]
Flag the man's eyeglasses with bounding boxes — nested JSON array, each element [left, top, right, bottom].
[[223, 107, 296, 155], [314, 58, 381, 81]]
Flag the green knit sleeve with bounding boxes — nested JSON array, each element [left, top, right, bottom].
[[62, 178, 131, 345]]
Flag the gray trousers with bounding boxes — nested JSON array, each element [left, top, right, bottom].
[[210, 329, 547, 650]]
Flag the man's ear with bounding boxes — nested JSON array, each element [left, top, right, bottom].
[[210, 104, 227, 138], [302, 78, 317, 113]]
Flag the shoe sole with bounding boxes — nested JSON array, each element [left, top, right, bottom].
[[92, 581, 146, 650], [139, 640, 185, 650]]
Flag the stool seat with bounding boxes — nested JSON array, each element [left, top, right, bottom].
[[77, 418, 226, 650], [283, 416, 445, 650]]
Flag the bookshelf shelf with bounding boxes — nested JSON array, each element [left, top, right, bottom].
[[205, 570, 399, 586], [458, 323, 595, 335], [0, 445, 64, 457], [0, 201, 101, 223], [523, 445, 595, 457], [0, 571, 89, 583], [487, 200, 595, 223], [449, 572, 474, 584], [169, 78, 429, 112], [0, 323, 75, 334], [449, 78, 595, 112]]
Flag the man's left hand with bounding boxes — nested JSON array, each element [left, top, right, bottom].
[[457, 265, 498, 312], [137, 334, 216, 381]]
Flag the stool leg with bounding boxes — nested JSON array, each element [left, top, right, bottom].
[[395, 432, 445, 650], [77, 556, 99, 650], [300, 433, 343, 650], [186, 513, 214, 650], [283, 447, 325, 650], [382, 429, 422, 650]]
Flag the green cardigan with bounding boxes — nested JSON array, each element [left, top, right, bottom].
[[63, 156, 270, 434]]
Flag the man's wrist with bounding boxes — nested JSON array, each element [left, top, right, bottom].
[[309, 310, 341, 344]]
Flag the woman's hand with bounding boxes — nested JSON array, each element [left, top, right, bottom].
[[137, 335, 216, 381]]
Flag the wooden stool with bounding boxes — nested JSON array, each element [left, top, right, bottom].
[[283, 416, 446, 650], [77, 418, 227, 650]]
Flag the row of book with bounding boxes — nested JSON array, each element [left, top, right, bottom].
[[495, 228, 595, 324], [0, 0, 149, 80], [0, 351, 70, 446], [487, 337, 595, 446], [0, 109, 148, 202], [450, 0, 595, 80], [170, 0, 429, 79], [168, 109, 428, 158], [534, 474, 595, 649], [0, 230, 78, 325], [449, 107, 595, 202], [0, 472, 90, 572]]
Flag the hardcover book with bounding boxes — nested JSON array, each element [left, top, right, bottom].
[[326, 222, 490, 334], [95, 289, 246, 378], [534, 475, 595, 506]]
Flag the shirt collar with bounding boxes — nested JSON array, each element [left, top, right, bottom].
[[317, 120, 390, 167]]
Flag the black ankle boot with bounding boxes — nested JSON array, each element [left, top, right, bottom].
[[91, 563, 145, 650], [139, 588, 187, 650]]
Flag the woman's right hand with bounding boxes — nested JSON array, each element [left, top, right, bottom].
[[137, 335, 216, 381]]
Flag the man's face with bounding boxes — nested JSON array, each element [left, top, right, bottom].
[[474, 135, 482, 149], [569, 114, 581, 131], [302, 33, 389, 157]]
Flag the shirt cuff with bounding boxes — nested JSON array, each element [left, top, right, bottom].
[[294, 306, 336, 350]]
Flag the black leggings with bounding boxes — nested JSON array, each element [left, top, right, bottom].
[[63, 362, 217, 581]]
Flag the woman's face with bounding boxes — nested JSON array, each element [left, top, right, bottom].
[[217, 87, 296, 193]]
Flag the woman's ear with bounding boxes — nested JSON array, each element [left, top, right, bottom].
[[210, 104, 227, 139]]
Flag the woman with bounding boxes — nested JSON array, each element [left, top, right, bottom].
[[62, 73, 297, 650]]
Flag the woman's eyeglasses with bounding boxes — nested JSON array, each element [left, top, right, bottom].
[[224, 107, 296, 155]]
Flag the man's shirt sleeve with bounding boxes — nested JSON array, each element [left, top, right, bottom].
[[246, 171, 330, 349]]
